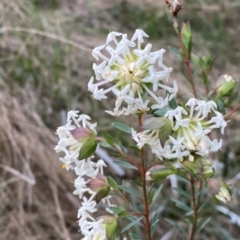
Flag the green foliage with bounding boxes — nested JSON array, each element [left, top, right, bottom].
[[102, 132, 115, 146], [107, 176, 118, 190], [113, 160, 137, 170], [121, 216, 144, 233], [112, 122, 132, 134], [79, 139, 98, 160]]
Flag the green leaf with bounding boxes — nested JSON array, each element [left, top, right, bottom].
[[118, 210, 127, 218], [128, 145, 141, 152], [172, 187, 191, 198], [112, 122, 131, 134], [95, 186, 110, 203], [168, 46, 182, 58], [129, 233, 142, 240], [151, 184, 163, 207], [121, 217, 144, 233], [142, 117, 166, 130], [118, 141, 125, 152], [102, 132, 114, 146], [165, 218, 186, 234], [238, 90, 240, 104], [168, 97, 178, 109], [108, 206, 125, 214], [150, 213, 159, 237], [197, 217, 211, 233], [113, 160, 137, 170], [107, 176, 118, 190], [79, 139, 98, 160], [118, 185, 142, 198], [130, 180, 143, 188], [185, 210, 194, 216], [153, 108, 168, 117], [171, 198, 192, 212], [147, 190, 155, 203], [181, 22, 192, 58], [98, 141, 111, 148], [201, 71, 208, 85], [216, 98, 225, 114], [192, 54, 200, 68]]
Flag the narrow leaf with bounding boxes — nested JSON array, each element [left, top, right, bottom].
[[102, 132, 114, 146], [171, 198, 192, 212], [165, 218, 186, 234], [168, 46, 182, 58], [151, 184, 163, 207], [168, 97, 178, 109], [108, 206, 125, 214], [118, 210, 127, 218], [150, 213, 159, 237], [131, 180, 143, 187], [79, 139, 97, 160], [99, 141, 111, 148], [118, 185, 142, 198], [113, 160, 137, 170], [112, 122, 131, 134], [107, 176, 118, 190], [172, 187, 191, 198], [121, 217, 144, 233], [153, 108, 168, 117], [129, 233, 141, 240], [129, 145, 141, 152], [197, 217, 211, 233]]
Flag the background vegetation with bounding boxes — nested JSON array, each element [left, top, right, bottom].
[[0, 0, 239, 239]]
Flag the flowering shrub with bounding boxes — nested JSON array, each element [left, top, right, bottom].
[[55, 5, 238, 239]]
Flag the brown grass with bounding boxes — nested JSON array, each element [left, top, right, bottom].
[[0, 82, 81, 239]]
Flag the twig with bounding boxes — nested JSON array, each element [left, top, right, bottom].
[[138, 114, 152, 240]]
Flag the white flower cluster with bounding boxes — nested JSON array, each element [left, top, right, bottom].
[[132, 98, 227, 161], [55, 110, 109, 239], [88, 29, 178, 116]]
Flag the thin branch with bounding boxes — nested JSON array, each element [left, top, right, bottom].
[[138, 114, 152, 240], [224, 105, 240, 120]]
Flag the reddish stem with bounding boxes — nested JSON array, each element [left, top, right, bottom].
[[138, 114, 152, 240], [224, 105, 240, 120], [177, 31, 197, 99], [188, 177, 203, 240]]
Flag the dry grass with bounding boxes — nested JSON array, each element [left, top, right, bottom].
[[0, 82, 82, 239]]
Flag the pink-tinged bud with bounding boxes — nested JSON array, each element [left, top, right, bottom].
[[208, 178, 231, 203], [86, 174, 110, 203], [146, 165, 176, 181], [97, 216, 119, 240], [70, 127, 94, 143]]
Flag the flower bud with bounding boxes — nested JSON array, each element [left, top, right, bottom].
[[181, 157, 214, 179], [86, 174, 110, 203], [70, 127, 94, 143], [216, 74, 236, 97], [208, 178, 231, 203], [181, 157, 203, 177], [146, 165, 176, 181], [97, 215, 119, 240], [201, 158, 214, 180]]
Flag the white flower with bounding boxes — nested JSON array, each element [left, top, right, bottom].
[[132, 98, 228, 161], [55, 111, 112, 238], [88, 29, 177, 116]]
